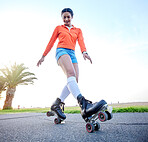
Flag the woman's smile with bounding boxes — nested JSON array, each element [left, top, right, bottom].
[[62, 12, 73, 27]]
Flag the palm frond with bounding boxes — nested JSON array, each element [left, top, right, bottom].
[[0, 76, 7, 94], [0, 63, 37, 87], [16, 77, 37, 86], [0, 68, 10, 82], [15, 72, 35, 82]]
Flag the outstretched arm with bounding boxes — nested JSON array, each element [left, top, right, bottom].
[[37, 26, 58, 67], [77, 29, 92, 64], [83, 52, 92, 64], [37, 55, 45, 67]]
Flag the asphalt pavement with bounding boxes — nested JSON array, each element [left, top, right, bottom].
[[0, 112, 148, 142]]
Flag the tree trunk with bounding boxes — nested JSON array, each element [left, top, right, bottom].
[[3, 87, 16, 110]]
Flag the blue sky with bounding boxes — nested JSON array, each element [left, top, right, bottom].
[[0, 0, 148, 107], [1, 0, 148, 66]]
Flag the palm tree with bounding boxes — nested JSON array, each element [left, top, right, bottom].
[[0, 76, 7, 99], [0, 63, 37, 109]]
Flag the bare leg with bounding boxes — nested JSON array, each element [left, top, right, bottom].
[[58, 54, 76, 78], [58, 54, 81, 99], [58, 54, 105, 120], [58, 55, 80, 101], [73, 63, 79, 83], [51, 55, 80, 119]]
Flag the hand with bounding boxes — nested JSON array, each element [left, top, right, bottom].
[[37, 56, 45, 67], [83, 53, 92, 64]]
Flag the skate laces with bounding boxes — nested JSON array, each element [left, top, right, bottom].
[[86, 99, 92, 104], [60, 102, 65, 112]]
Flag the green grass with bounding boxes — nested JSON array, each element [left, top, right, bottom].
[[64, 106, 80, 114], [0, 108, 50, 114], [113, 106, 148, 113], [0, 106, 148, 114]]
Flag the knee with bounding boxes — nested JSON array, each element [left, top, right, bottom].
[[67, 72, 78, 83], [67, 69, 76, 78]]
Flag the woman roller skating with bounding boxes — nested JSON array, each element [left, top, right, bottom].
[[37, 8, 107, 122]]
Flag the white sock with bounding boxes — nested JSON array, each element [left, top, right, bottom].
[[59, 85, 70, 102], [67, 76, 81, 99]]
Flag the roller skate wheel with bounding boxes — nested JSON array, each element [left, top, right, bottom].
[[105, 111, 113, 120], [98, 112, 108, 122], [46, 111, 54, 117], [86, 123, 95, 133], [54, 118, 61, 124], [94, 122, 100, 131]]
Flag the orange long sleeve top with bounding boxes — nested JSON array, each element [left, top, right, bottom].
[[43, 25, 87, 56]]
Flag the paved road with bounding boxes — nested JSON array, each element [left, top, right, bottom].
[[0, 113, 148, 142]]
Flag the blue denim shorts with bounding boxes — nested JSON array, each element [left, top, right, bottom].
[[55, 48, 78, 63]]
